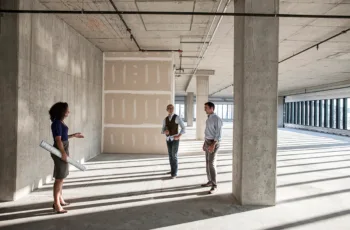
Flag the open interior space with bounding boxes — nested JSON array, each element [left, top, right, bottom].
[[1, 125, 350, 229], [1, 0, 350, 229]]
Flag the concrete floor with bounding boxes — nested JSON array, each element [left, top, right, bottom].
[[1, 124, 350, 230]]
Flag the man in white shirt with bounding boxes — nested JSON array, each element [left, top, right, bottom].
[[201, 102, 223, 194], [161, 104, 186, 179]]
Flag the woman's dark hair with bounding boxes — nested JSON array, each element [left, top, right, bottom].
[[49, 102, 68, 122], [204, 102, 215, 110]]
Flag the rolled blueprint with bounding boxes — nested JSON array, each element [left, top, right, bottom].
[[39, 140, 86, 171]]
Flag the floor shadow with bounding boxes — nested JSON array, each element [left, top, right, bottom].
[[88, 153, 233, 165], [67, 169, 173, 180], [278, 146, 344, 153], [67, 158, 232, 180], [261, 209, 350, 230], [0, 193, 264, 230], [277, 153, 350, 162], [64, 168, 233, 184], [85, 158, 232, 168], [0, 191, 215, 222], [278, 149, 350, 157], [282, 128, 350, 140], [85, 163, 232, 172], [277, 142, 350, 151], [38, 171, 232, 191], [64, 171, 172, 184], [67, 164, 229, 180], [277, 175, 350, 188], [87, 153, 232, 163], [277, 188, 350, 204], [277, 165, 350, 176], [277, 158, 350, 168], [0, 181, 233, 215]]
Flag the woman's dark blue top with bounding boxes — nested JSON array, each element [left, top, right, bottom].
[[51, 120, 69, 141]]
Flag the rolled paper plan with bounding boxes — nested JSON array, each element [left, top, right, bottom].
[[39, 140, 86, 171]]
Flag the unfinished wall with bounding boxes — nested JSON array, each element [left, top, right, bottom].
[[103, 52, 174, 154], [0, 0, 19, 201], [0, 0, 103, 201]]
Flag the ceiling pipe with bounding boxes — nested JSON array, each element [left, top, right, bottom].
[[279, 28, 350, 63], [210, 84, 233, 96], [108, 0, 182, 53], [178, 0, 224, 75], [181, 56, 203, 58], [210, 27, 350, 96], [1, 10, 350, 19], [183, 0, 225, 92], [177, 0, 224, 76], [108, 0, 141, 50], [186, 0, 231, 85], [185, 0, 232, 92], [179, 52, 183, 73], [176, 0, 224, 76], [180, 41, 210, 44]]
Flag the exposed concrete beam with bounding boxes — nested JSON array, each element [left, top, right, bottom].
[[184, 70, 215, 92], [195, 69, 215, 75]]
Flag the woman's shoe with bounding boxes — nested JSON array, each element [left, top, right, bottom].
[[60, 202, 70, 206]]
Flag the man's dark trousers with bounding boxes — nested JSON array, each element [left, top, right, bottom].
[[166, 140, 179, 176]]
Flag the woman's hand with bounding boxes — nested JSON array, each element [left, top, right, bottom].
[[73, 133, 84, 138], [61, 152, 68, 162]]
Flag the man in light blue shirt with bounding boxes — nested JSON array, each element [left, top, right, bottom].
[[201, 102, 223, 194], [161, 104, 186, 178]]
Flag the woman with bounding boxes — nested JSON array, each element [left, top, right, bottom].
[[49, 102, 84, 214]]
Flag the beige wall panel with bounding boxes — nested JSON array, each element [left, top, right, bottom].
[[104, 60, 172, 91], [104, 93, 171, 125], [102, 52, 174, 154], [105, 52, 172, 58], [104, 127, 167, 154]]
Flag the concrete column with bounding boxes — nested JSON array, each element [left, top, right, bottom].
[[186, 92, 194, 127], [278, 96, 284, 128], [196, 76, 209, 140], [184, 96, 188, 122], [0, 0, 19, 201], [233, 0, 279, 205]]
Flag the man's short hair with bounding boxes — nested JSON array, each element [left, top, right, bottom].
[[166, 104, 174, 110], [204, 102, 215, 110]]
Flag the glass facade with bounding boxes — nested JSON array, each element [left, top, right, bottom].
[[284, 98, 349, 130], [175, 103, 185, 119], [175, 103, 234, 121], [215, 104, 233, 120]]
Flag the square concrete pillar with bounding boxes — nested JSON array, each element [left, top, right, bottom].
[[278, 96, 284, 128], [196, 76, 209, 140], [233, 0, 279, 205], [0, 0, 19, 201], [186, 92, 194, 127]]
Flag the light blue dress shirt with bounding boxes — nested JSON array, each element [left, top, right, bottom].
[[205, 113, 223, 141]]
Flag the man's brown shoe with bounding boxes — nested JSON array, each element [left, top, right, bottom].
[[201, 182, 213, 187]]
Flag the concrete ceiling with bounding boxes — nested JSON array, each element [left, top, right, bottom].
[[37, 0, 350, 97]]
